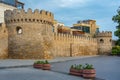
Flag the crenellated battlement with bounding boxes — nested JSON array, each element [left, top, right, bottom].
[[54, 33, 97, 43], [97, 31, 112, 55], [0, 6, 112, 59], [4, 8, 54, 25], [97, 31, 112, 37]]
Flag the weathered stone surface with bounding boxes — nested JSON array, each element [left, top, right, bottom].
[[97, 31, 112, 55], [0, 23, 8, 59], [53, 33, 98, 57], [0, 9, 112, 59]]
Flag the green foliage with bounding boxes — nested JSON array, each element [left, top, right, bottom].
[[112, 46, 120, 55], [70, 64, 83, 70], [34, 61, 43, 64], [114, 30, 120, 38], [70, 63, 95, 70], [34, 60, 49, 64], [76, 64, 82, 70], [115, 39, 120, 46], [70, 64, 76, 69], [70, 65, 74, 69], [83, 63, 94, 69], [112, 7, 120, 46], [44, 60, 49, 64]]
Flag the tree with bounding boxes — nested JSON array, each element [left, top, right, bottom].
[[112, 7, 120, 45]]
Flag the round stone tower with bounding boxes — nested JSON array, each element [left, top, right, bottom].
[[4, 8, 54, 59], [96, 31, 112, 55]]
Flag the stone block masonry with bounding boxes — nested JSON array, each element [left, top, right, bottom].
[[0, 8, 112, 59], [0, 23, 8, 59], [53, 33, 98, 57], [4, 8, 54, 59], [97, 31, 112, 55]]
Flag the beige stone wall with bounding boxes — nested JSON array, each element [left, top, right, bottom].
[[97, 31, 112, 55], [53, 33, 98, 57], [0, 23, 8, 59], [5, 9, 54, 59], [2, 8, 112, 59]]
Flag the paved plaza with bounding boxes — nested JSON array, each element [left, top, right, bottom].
[[0, 56, 120, 80]]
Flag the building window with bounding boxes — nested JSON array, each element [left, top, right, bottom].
[[78, 26, 82, 30], [16, 26, 22, 34], [82, 26, 90, 33], [100, 39, 104, 43]]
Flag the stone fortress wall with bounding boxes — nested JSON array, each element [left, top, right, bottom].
[[4, 8, 54, 59], [0, 8, 112, 59], [0, 23, 8, 59], [53, 33, 98, 57], [97, 31, 112, 55]]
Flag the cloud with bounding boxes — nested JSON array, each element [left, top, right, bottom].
[[21, 0, 91, 9], [19, 0, 119, 39], [56, 0, 91, 8]]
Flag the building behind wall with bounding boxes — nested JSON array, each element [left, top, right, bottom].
[[71, 20, 99, 37]]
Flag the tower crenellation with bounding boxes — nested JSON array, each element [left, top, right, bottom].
[[4, 8, 54, 59], [97, 31, 112, 37], [4, 8, 54, 25], [54, 33, 97, 43], [0, 7, 112, 59], [97, 31, 112, 55], [0, 0, 113, 59]]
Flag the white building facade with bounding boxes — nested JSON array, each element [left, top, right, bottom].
[[0, 0, 24, 23], [0, 2, 16, 23]]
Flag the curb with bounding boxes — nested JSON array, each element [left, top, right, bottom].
[[0, 55, 99, 69], [0, 65, 32, 69]]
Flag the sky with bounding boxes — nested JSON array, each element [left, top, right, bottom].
[[20, 0, 120, 40]]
